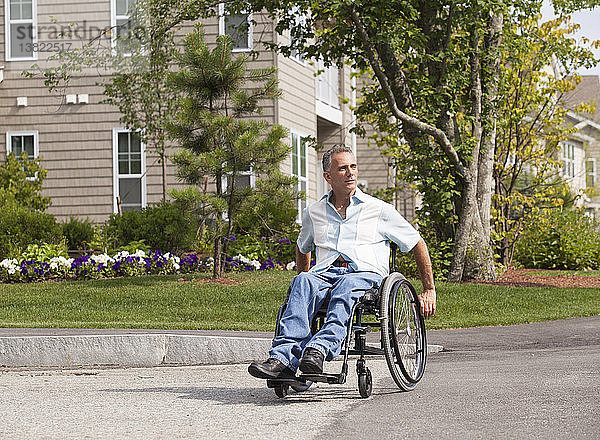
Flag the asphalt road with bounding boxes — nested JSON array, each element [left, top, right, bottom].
[[1, 316, 598, 439]]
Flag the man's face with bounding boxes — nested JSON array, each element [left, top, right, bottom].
[[324, 152, 358, 195]]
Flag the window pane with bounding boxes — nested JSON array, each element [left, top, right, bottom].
[[119, 159, 129, 175], [118, 133, 129, 153], [23, 135, 34, 157], [291, 135, 298, 176], [225, 14, 249, 49], [116, 0, 129, 16], [300, 139, 306, 178], [116, 18, 132, 41], [119, 178, 141, 206], [11, 23, 34, 58], [10, 0, 32, 20], [11, 136, 23, 156], [234, 174, 251, 189], [130, 157, 141, 174], [130, 135, 141, 153]]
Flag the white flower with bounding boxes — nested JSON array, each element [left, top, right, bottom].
[[286, 261, 296, 271], [8, 268, 16, 275], [173, 263, 180, 271], [91, 254, 114, 265], [133, 250, 146, 258], [250, 260, 261, 270]]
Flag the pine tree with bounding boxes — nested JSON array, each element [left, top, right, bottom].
[[168, 25, 296, 278]]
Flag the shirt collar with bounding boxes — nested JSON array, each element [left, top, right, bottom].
[[320, 187, 368, 204]]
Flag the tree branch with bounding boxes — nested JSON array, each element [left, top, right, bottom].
[[347, 6, 465, 176]]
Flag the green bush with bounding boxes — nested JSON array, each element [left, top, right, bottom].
[[62, 216, 95, 250], [18, 242, 68, 262], [514, 208, 600, 270], [0, 204, 63, 259], [107, 201, 197, 253]]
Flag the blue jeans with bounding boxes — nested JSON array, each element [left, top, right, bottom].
[[269, 267, 382, 371]]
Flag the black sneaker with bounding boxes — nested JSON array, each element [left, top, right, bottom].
[[248, 358, 296, 380], [299, 347, 325, 374]]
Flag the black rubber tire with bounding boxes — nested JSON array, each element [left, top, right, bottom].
[[358, 368, 373, 398], [380, 273, 427, 391], [290, 381, 313, 393], [274, 383, 289, 398]]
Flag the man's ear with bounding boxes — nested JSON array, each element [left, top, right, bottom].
[[323, 171, 331, 184]]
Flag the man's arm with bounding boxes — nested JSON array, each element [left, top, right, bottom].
[[412, 239, 436, 318], [296, 244, 311, 273]]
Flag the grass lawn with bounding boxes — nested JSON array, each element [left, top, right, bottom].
[[0, 271, 599, 331]]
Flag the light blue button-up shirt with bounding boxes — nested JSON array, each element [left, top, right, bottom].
[[297, 188, 421, 277]]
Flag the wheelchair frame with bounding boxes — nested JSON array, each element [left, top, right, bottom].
[[267, 243, 427, 398]]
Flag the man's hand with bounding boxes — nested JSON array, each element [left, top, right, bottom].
[[418, 289, 436, 319]]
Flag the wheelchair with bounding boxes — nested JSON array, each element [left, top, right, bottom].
[[266, 243, 427, 398]]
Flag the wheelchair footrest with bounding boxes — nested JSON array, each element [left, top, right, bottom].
[[299, 373, 344, 384], [266, 377, 308, 389]]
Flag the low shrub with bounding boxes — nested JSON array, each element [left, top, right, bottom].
[[62, 217, 95, 250], [107, 202, 197, 253], [0, 204, 62, 259], [514, 208, 600, 270]]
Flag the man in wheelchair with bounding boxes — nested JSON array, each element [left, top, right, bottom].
[[248, 145, 436, 381]]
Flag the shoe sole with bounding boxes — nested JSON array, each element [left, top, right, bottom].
[[248, 364, 296, 380]]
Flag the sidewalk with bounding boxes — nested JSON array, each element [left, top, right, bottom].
[[0, 328, 443, 368]]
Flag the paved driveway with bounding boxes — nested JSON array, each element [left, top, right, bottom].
[[1, 316, 598, 439]]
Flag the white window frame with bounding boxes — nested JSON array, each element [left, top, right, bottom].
[[218, 3, 253, 53], [561, 141, 576, 179], [6, 130, 39, 158], [5, 0, 38, 61], [290, 130, 309, 221], [586, 158, 596, 188], [6, 130, 39, 181], [112, 128, 146, 213]]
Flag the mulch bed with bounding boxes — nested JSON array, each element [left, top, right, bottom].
[[476, 269, 600, 288]]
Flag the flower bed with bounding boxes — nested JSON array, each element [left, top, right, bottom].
[[0, 250, 295, 283]]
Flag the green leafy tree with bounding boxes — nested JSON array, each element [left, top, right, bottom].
[[214, 0, 600, 281], [167, 25, 296, 278], [0, 153, 50, 212]]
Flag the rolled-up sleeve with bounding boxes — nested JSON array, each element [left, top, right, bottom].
[[380, 204, 421, 253], [296, 206, 314, 254]]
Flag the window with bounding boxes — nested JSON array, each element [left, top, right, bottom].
[[291, 131, 308, 220], [219, 4, 252, 52], [315, 59, 340, 108], [111, 0, 135, 51], [113, 129, 146, 212], [562, 142, 575, 179], [586, 158, 596, 188], [222, 165, 255, 190], [6, 131, 39, 179], [6, 0, 37, 60], [7, 131, 38, 158]]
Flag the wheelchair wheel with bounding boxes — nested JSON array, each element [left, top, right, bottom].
[[380, 273, 427, 391], [274, 383, 289, 398], [358, 368, 373, 398]]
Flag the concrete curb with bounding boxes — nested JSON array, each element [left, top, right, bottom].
[[0, 333, 443, 368]]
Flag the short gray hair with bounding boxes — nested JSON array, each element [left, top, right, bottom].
[[322, 145, 354, 172]]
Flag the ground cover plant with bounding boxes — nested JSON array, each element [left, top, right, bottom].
[[0, 271, 598, 331]]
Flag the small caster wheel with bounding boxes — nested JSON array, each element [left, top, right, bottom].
[[291, 381, 313, 393], [358, 368, 372, 398], [274, 383, 289, 398]]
